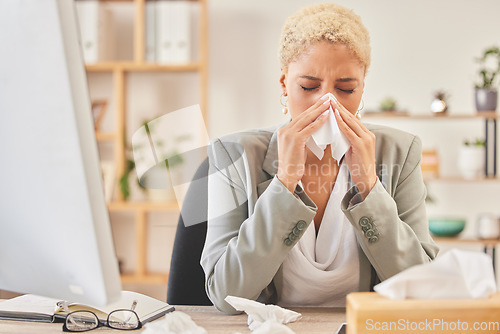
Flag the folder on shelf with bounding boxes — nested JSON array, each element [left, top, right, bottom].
[[156, 0, 191, 64], [75, 0, 115, 64], [172, 1, 191, 64], [0, 290, 174, 323], [145, 0, 157, 62], [156, 0, 174, 63], [189, 1, 201, 63]]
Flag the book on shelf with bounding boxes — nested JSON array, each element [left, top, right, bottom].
[[0, 290, 174, 324]]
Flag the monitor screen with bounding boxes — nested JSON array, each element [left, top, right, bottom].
[[0, 0, 121, 306]]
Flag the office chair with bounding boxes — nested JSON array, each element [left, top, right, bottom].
[[167, 158, 212, 305]]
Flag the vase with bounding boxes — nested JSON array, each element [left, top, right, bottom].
[[430, 98, 447, 114], [477, 213, 500, 239], [475, 88, 497, 111], [458, 145, 485, 179]]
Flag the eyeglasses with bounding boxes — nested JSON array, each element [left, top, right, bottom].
[[62, 309, 142, 332]]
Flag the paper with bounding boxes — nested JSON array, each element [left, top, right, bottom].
[[225, 295, 301, 332], [306, 93, 350, 161], [374, 248, 497, 299], [0, 294, 60, 315], [252, 320, 296, 334], [142, 311, 207, 334]]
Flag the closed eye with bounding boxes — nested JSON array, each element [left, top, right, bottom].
[[300, 85, 320, 91], [337, 88, 355, 94]]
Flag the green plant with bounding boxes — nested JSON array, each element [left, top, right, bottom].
[[379, 97, 397, 111], [434, 90, 449, 101], [475, 46, 500, 89], [119, 118, 190, 201], [119, 158, 137, 201], [463, 138, 485, 146]]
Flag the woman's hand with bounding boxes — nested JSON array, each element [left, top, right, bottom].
[[333, 100, 377, 200], [276, 97, 330, 193]]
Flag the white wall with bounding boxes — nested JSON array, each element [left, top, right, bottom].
[[91, 1, 500, 284], [207, 0, 500, 241], [207, 0, 500, 136]]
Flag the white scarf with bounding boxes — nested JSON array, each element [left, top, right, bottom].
[[278, 163, 360, 307]]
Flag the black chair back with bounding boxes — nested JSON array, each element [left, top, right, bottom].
[[167, 158, 212, 305]]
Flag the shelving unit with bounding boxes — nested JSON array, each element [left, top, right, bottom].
[[83, 0, 208, 286], [363, 111, 499, 181], [364, 112, 500, 272]]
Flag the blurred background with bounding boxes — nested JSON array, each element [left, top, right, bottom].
[[78, 0, 500, 299]]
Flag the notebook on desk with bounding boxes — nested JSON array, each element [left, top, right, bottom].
[[0, 290, 174, 323]]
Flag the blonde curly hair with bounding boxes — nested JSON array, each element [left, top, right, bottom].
[[278, 3, 371, 72]]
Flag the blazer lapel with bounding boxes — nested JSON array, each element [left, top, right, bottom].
[[257, 127, 280, 196]]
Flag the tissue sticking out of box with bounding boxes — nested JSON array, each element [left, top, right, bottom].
[[374, 248, 496, 300]]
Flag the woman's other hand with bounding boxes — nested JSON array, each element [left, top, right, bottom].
[[333, 99, 377, 200], [276, 97, 330, 193]]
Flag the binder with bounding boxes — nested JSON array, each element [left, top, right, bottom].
[[145, 0, 157, 62], [172, 1, 191, 64], [75, 0, 114, 64], [156, 0, 191, 64], [156, 0, 175, 64]]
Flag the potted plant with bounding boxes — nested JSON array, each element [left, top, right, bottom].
[[458, 138, 485, 179], [475, 46, 500, 112], [379, 97, 397, 112], [119, 118, 188, 202], [430, 90, 449, 114]]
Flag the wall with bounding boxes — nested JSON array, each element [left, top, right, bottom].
[[207, 0, 500, 241], [90, 1, 500, 290], [207, 0, 500, 136]]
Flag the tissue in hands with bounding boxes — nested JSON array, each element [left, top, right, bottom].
[[305, 93, 350, 161], [224, 295, 301, 332], [374, 248, 497, 300]]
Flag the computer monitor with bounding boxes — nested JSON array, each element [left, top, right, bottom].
[[0, 0, 121, 305]]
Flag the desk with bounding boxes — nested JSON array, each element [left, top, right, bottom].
[[0, 306, 346, 333]]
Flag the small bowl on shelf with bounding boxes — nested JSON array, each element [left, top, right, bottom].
[[428, 218, 466, 237]]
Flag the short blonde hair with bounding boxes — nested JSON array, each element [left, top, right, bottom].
[[278, 3, 371, 71]]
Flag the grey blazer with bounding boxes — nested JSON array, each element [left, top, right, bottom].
[[201, 123, 439, 314]]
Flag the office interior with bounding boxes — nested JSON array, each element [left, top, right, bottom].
[[2, 0, 500, 304]]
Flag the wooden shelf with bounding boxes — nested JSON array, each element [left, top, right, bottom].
[[121, 273, 169, 285], [108, 201, 180, 212], [363, 111, 498, 119], [85, 62, 202, 72], [424, 176, 500, 183], [433, 237, 500, 247], [87, 0, 208, 286], [95, 132, 117, 141]]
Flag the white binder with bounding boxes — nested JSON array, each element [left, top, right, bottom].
[[145, 0, 157, 62], [75, 0, 114, 64], [156, 0, 191, 64]]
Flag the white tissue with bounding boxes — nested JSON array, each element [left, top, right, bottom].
[[252, 320, 296, 334], [142, 311, 207, 334], [306, 92, 350, 161], [224, 296, 301, 332], [374, 248, 497, 300]]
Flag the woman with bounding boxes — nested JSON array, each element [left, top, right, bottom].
[[201, 3, 439, 314]]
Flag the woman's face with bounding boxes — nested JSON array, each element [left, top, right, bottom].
[[280, 41, 365, 118]]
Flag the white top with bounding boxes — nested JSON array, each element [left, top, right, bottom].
[[278, 163, 360, 307]]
